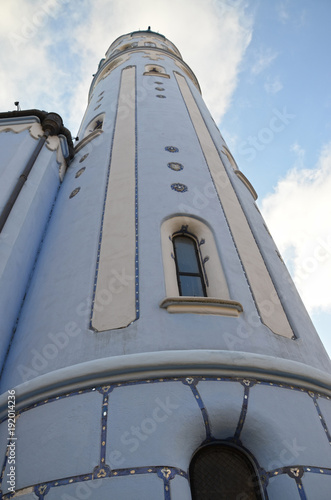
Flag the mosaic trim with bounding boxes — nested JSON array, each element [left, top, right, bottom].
[[97, 385, 113, 466], [267, 465, 331, 499], [1, 376, 330, 499], [165, 146, 178, 153], [309, 391, 331, 445], [234, 380, 254, 442], [183, 377, 211, 441], [171, 183, 187, 193], [134, 71, 140, 318]]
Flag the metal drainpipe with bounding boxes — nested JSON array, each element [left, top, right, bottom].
[[0, 113, 63, 233]]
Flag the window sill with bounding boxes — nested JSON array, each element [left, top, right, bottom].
[[143, 72, 170, 78], [75, 130, 103, 154], [160, 297, 243, 316], [235, 171, 258, 200]]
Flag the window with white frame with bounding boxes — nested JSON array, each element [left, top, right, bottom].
[[159, 216, 243, 316]]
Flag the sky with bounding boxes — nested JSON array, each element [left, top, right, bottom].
[[0, 0, 330, 358]]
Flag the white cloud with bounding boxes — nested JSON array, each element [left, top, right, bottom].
[[71, 0, 253, 124], [0, 0, 91, 133], [276, 2, 290, 24], [0, 0, 253, 132], [264, 76, 283, 94], [276, 1, 306, 28], [260, 142, 331, 314], [290, 142, 305, 167], [251, 47, 278, 75]]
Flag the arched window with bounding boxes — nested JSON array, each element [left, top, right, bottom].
[[173, 235, 206, 297], [160, 216, 243, 316], [144, 64, 170, 78], [83, 113, 105, 138], [190, 444, 263, 500]]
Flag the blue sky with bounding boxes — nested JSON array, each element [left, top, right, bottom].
[[0, 0, 330, 357]]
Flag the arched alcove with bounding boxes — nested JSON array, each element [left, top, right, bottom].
[[190, 443, 263, 500]]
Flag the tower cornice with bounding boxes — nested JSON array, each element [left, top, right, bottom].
[[1, 350, 330, 420], [89, 45, 201, 100]]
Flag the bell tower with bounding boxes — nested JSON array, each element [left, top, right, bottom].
[[0, 29, 330, 500]]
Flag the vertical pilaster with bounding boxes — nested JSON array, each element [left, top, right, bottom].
[[92, 66, 137, 331], [175, 72, 293, 339]]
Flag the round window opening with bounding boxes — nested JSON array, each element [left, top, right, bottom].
[[171, 183, 188, 193], [75, 167, 86, 178], [79, 153, 89, 163], [168, 162, 183, 171], [69, 187, 80, 199], [165, 146, 179, 153]]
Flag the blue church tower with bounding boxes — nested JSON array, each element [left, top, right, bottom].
[[0, 30, 330, 500]]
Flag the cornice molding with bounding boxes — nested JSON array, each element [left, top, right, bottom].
[[1, 350, 330, 419]]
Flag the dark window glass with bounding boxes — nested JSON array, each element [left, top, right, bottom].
[[173, 235, 206, 297], [178, 275, 205, 297], [190, 444, 262, 500]]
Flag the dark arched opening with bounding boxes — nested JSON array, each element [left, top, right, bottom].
[[190, 443, 263, 500]]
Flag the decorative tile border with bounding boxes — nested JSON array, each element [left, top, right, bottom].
[[134, 77, 139, 318], [1, 376, 330, 499], [234, 380, 254, 442], [308, 391, 331, 445], [182, 377, 211, 441]]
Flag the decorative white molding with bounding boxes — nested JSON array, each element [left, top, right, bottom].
[[75, 130, 103, 154], [91, 66, 137, 331], [235, 170, 258, 200], [46, 135, 67, 180], [175, 72, 293, 339], [0, 117, 67, 180], [0, 119, 43, 140]]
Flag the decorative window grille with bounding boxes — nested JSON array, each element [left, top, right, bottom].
[[190, 444, 263, 500]]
